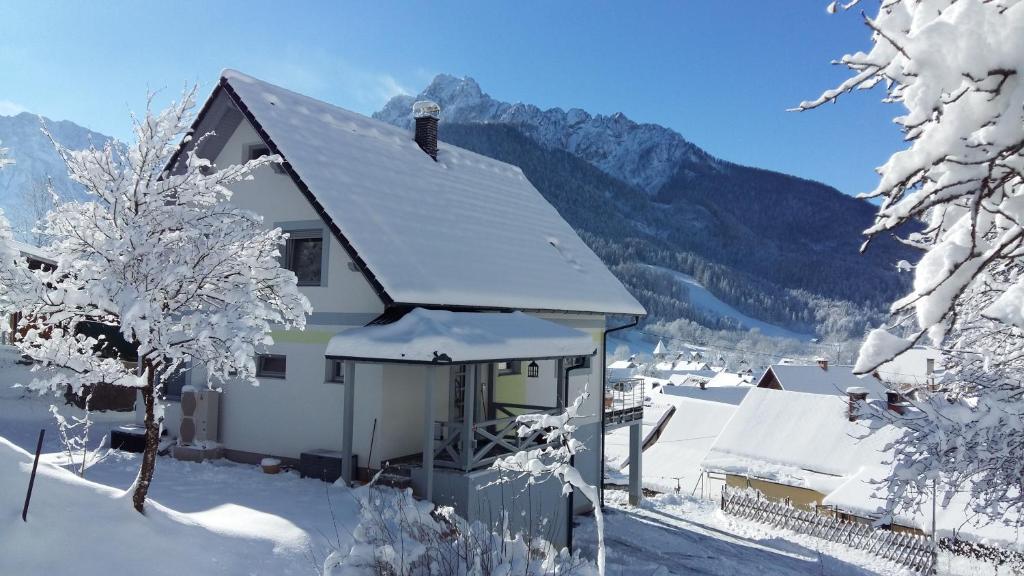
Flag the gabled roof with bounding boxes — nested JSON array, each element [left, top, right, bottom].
[[209, 70, 644, 316], [758, 363, 889, 400], [702, 388, 899, 493], [324, 308, 595, 364]]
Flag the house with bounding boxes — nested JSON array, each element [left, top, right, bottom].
[[606, 355, 642, 382], [160, 69, 646, 547], [702, 387, 1022, 546], [874, 346, 944, 392], [755, 359, 890, 400], [606, 382, 749, 497]]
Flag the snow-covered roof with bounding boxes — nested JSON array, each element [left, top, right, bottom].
[[9, 240, 53, 264], [607, 359, 638, 370], [759, 364, 890, 400], [652, 339, 667, 356], [667, 372, 715, 386], [702, 388, 900, 493], [662, 384, 751, 406], [705, 371, 751, 388], [218, 70, 644, 316], [325, 308, 596, 364]]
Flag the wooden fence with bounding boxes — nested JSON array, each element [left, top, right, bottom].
[[721, 485, 936, 575]]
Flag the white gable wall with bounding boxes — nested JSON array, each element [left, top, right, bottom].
[[176, 114, 387, 462]]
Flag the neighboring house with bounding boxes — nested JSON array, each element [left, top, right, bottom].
[[607, 382, 748, 496], [702, 387, 1021, 546], [755, 359, 890, 400], [874, 346, 944, 392], [606, 356, 642, 382], [160, 69, 646, 547]]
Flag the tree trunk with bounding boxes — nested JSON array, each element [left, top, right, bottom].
[[131, 365, 160, 514]]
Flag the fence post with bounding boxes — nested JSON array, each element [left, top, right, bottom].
[[22, 428, 45, 522]]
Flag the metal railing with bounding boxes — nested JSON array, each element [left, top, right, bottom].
[[604, 377, 644, 426], [432, 403, 560, 471]]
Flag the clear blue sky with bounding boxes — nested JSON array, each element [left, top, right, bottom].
[[0, 1, 902, 196]]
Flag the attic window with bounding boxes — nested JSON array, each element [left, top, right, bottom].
[[285, 230, 324, 286], [245, 143, 284, 173]]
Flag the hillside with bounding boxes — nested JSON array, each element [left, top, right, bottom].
[[376, 76, 915, 339]]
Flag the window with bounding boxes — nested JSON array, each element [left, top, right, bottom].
[[572, 356, 592, 370], [497, 360, 521, 376], [163, 369, 188, 400], [245, 143, 284, 173], [285, 230, 324, 286], [256, 354, 287, 379], [326, 359, 345, 384]]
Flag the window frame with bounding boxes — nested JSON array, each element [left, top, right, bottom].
[[325, 359, 346, 384], [255, 353, 287, 379], [497, 360, 521, 376], [244, 143, 285, 173], [276, 220, 330, 288]]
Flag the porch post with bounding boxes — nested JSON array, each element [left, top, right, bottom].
[[628, 421, 643, 505], [342, 361, 357, 484], [422, 366, 437, 501], [462, 364, 476, 470]]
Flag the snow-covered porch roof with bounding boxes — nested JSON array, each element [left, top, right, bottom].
[[325, 308, 596, 364]]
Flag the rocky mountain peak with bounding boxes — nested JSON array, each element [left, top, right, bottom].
[[374, 74, 720, 195]]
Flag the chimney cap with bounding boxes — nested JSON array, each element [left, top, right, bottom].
[[413, 100, 441, 119], [846, 386, 869, 396]]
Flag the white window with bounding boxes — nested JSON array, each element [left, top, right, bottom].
[[256, 354, 286, 379], [285, 230, 324, 286], [325, 359, 345, 384], [497, 360, 521, 376]]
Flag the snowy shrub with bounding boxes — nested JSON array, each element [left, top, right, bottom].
[[49, 395, 108, 477], [320, 483, 593, 576], [800, 0, 1024, 523], [490, 389, 606, 576]]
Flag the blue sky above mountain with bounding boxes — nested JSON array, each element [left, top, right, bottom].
[[0, 1, 902, 197]]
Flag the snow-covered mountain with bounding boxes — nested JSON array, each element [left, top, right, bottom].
[[0, 112, 112, 236], [376, 77, 915, 339], [375, 75, 719, 195]]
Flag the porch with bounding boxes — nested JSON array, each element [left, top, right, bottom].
[[325, 308, 599, 485]]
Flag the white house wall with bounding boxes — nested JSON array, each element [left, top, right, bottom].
[[167, 111, 388, 463]]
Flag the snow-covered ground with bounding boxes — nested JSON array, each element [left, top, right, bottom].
[[0, 374, 1003, 575], [645, 264, 813, 341], [578, 491, 998, 576]]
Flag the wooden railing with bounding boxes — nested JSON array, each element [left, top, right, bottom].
[[433, 404, 559, 471]]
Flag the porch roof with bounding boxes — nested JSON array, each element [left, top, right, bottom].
[[325, 308, 596, 364]]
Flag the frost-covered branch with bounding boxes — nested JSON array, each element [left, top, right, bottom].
[[491, 389, 605, 576], [804, 0, 1024, 523], [0, 86, 311, 513]]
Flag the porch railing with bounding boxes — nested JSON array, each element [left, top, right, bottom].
[[433, 404, 560, 471], [605, 377, 645, 426]]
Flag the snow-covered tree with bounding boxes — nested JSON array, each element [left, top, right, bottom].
[[7, 88, 311, 513], [491, 389, 605, 576], [799, 1, 1024, 520]]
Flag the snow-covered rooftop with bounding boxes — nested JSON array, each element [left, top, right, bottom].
[[759, 364, 890, 400], [219, 70, 644, 316], [325, 308, 596, 364], [702, 388, 900, 493], [9, 240, 53, 263]]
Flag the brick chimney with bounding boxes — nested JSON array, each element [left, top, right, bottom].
[[816, 357, 829, 371], [413, 100, 441, 160], [846, 386, 869, 421], [886, 391, 907, 415]]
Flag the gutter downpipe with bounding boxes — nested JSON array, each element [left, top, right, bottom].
[[564, 356, 594, 553], [600, 315, 641, 509]]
